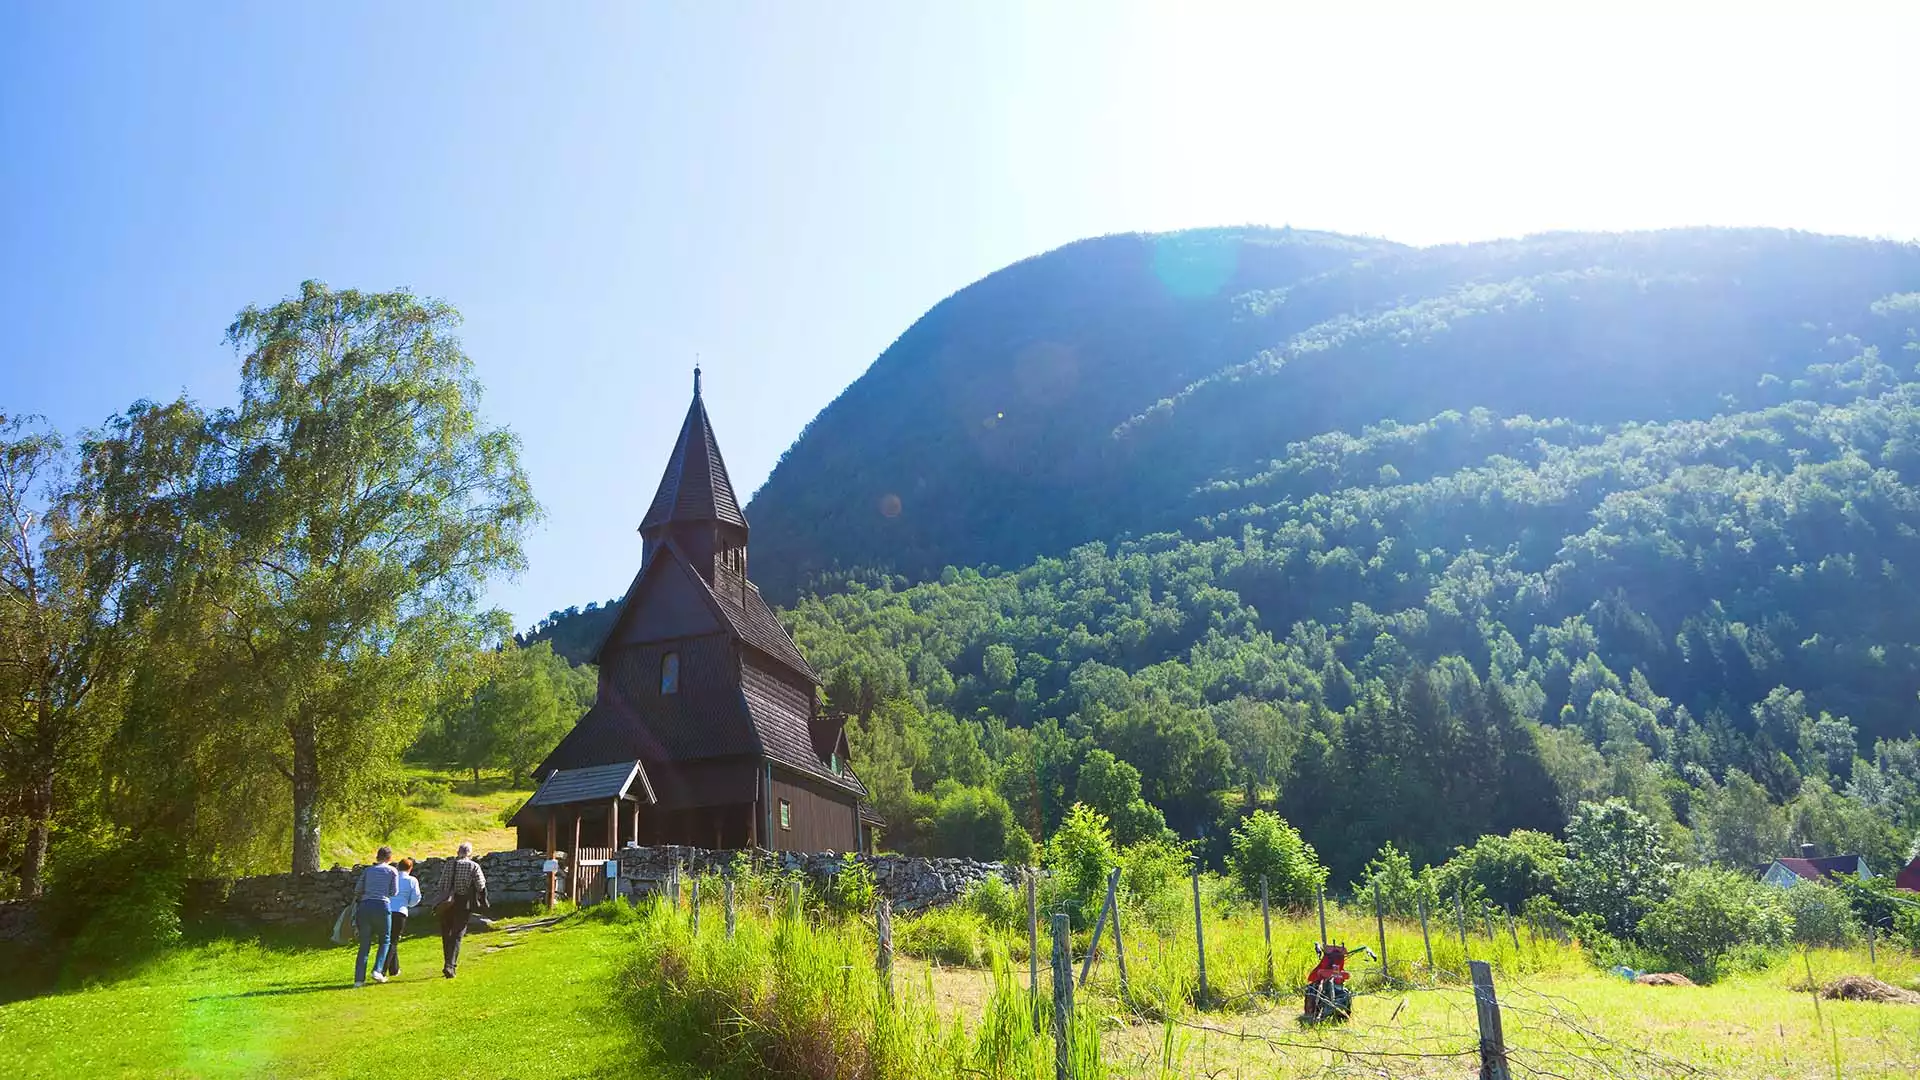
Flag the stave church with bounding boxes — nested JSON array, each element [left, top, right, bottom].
[[513, 370, 878, 858]]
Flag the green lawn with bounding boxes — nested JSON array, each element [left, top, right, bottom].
[[323, 766, 532, 868], [0, 913, 647, 1079]]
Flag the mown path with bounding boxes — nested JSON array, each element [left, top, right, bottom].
[[0, 915, 648, 1079]]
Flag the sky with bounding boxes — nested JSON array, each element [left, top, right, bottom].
[[3, 1, 1917, 631]]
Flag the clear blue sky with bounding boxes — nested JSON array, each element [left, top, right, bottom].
[[4, 2, 1916, 630]]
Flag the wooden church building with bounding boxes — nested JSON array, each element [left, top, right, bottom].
[[514, 371, 877, 856]]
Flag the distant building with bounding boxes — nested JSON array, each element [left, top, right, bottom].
[[514, 370, 876, 858], [1753, 843, 1872, 888], [1896, 855, 1920, 894]]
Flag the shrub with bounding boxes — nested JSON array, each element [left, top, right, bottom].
[[1636, 866, 1792, 975], [407, 779, 453, 808], [1781, 880, 1860, 946], [1426, 830, 1566, 910], [371, 794, 425, 843], [1226, 810, 1324, 908], [1354, 842, 1423, 918], [1118, 835, 1191, 932], [1563, 799, 1674, 936], [825, 853, 877, 916], [897, 907, 990, 966], [929, 783, 1035, 864], [48, 834, 185, 975], [1042, 803, 1120, 928], [959, 874, 1023, 931]]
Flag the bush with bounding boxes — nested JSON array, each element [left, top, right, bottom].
[[1226, 810, 1325, 908], [1117, 835, 1191, 932], [1354, 842, 1423, 918], [48, 834, 185, 975], [825, 853, 877, 916], [929, 783, 1036, 864], [1636, 866, 1792, 976], [1781, 880, 1860, 946], [407, 779, 452, 808], [1426, 830, 1566, 910], [1042, 803, 1120, 928], [959, 874, 1023, 931], [896, 907, 989, 966], [371, 794, 425, 843], [1564, 799, 1674, 936]]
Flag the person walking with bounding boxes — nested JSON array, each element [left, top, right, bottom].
[[382, 857, 421, 979], [438, 841, 487, 979], [353, 846, 400, 987]]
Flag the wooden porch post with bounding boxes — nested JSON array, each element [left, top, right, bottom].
[[749, 797, 758, 849], [630, 800, 640, 847], [545, 808, 557, 908], [570, 811, 582, 904], [608, 798, 619, 852]]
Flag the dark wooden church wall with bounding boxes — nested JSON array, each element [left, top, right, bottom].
[[769, 770, 860, 853]]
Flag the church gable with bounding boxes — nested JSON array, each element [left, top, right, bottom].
[[601, 546, 724, 655]]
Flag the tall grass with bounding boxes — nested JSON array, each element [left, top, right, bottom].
[[617, 891, 1106, 1080]]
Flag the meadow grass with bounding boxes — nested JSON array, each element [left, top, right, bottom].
[[321, 765, 531, 867], [0, 911, 643, 1079]]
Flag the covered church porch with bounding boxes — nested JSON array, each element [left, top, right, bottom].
[[510, 759, 655, 904]]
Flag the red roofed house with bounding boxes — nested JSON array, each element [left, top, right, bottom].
[[1896, 855, 1920, 893], [1753, 844, 1872, 888], [512, 370, 875, 864]]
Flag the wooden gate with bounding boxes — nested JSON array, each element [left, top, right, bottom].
[[574, 846, 613, 905]]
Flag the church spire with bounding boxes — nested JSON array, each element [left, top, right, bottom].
[[640, 369, 746, 537]]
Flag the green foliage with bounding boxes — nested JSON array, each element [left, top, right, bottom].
[[1780, 880, 1860, 947], [957, 874, 1024, 932], [46, 834, 184, 976], [407, 779, 452, 808], [1226, 810, 1325, 909], [896, 906, 990, 966], [1635, 866, 1792, 976], [824, 853, 877, 916], [1426, 830, 1566, 911], [1042, 803, 1119, 928], [1073, 749, 1169, 847], [1353, 842, 1423, 918], [416, 641, 587, 782], [928, 783, 1034, 864], [1563, 799, 1675, 936]]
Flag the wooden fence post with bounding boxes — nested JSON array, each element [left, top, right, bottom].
[[1261, 875, 1274, 991], [1503, 905, 1518, 949], [1028, 869, 1040, 1003], [1417, 892, 1434, 973], [1079, 869, 1117, 988], [1111, 871, 1130, 1003], [877, 898, 894, 1000], [1192, 864, 1210, 1009], [1373, 881, 1388, 983], [1481, 899, 1496, 944], [1052, 913, 1073, 1080], [1868, 919, 1877, 966], [789, 879, 802, 923], [670, 860, 682, 910], [1316, 884, 1329, 946], [1456, 889, 1469, 958], [691, 877, 701, 934], [1469, 960, 1512, 1080], [724, 875, 736, 940]]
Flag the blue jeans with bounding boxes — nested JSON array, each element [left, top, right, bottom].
[[354, 899, 391, 983]]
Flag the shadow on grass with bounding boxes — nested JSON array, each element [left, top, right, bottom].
[[190, 980, 351, 1002]]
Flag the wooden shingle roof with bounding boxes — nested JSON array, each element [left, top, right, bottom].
[[640, 370, 746, 533]]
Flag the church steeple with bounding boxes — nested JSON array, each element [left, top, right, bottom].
[[641, 368, 748, 583]]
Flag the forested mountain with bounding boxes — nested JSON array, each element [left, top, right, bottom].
[[530, 227, 1920, 882]]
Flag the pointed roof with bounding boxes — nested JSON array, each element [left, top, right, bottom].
[[641, 368, 746, 533]]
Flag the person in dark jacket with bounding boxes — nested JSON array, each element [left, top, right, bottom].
[[439, 842, 487, 978]]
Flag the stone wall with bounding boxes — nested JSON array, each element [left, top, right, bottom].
[[0, 899, 44, 946], [195, 848, 562, 927], [82, 845, 1017, 934], [611, 845, 1013, 913]]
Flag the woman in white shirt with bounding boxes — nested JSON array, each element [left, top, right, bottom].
[[383, 857, 423, 979]]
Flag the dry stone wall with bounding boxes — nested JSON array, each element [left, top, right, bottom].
[[173, 845, 1013, 930]]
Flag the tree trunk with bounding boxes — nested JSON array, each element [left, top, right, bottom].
[[291, 722, 322, 874], [19, 771, 54, 899]]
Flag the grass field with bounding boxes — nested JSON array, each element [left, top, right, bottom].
[[0, 912, 643, 1080], [321, 766, 531, 869], [3, 891, 1916, 1079]]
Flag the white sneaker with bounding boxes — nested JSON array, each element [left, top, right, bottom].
[[354, 981, 366, 988], [370, 971, 387, 984]]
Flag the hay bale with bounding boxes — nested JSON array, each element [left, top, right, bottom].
[[1818, 976, 1920, 1004], [1633, 972, 1696, 986]]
